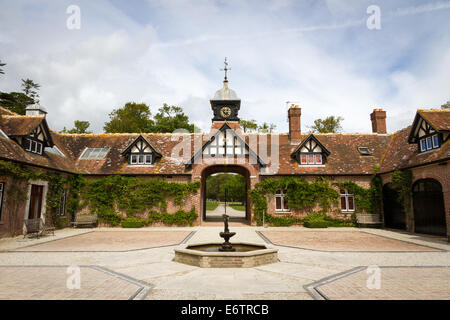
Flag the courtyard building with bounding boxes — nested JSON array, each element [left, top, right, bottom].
[[0, 78, 449, 240]]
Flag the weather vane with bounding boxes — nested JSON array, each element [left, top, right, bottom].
[[220, 57, 231, 81]]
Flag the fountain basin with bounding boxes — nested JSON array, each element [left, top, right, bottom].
[[174, 242, 278, 268]]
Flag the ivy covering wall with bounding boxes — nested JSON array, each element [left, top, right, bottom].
[[0, 160, 83, 233], [0, 160, 201, 230], [80, 175, 201, 226], [249, 168, 382, 226]]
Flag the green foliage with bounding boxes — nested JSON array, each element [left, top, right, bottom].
[[0, 160, 84, 230], [146, 207, 197, 226], [0, 92, 33, 115], [391, 169, 413, 213], [103, 102, 196, 134], [309, 116, 344, 133], [206, 173, 245, 202], [441, 101, 450, 109], [303, 214, 329, 228], [21, 78, 40, 104], [104, 102, 154, 133], [205, 201, 219, 211], [249, 177, 339, 224], [153, 104, 195, 133], [0, 60, 5, 75], [258, 122, 277, 133], [80, 175, 200, 226], [239, 119, 258, 133], [60, 120, 92, 134], [121, 217, 144, 228], [263, 212, 302, 226], [229, 204, 245, 211]]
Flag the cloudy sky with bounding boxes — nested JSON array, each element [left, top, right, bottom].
[[0, 0, 449, 134]]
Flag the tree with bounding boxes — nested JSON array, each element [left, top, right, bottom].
[[441, 101, 450, 109], [61, 120, 92, 134], [0, 92, 33, 115], [258, 122, 277, 133], [239, 119, 258, 133], [104, 102, 154, 133], [153, 104, 195, 133], [21, 78, 40, 104], [0, 60, 6, 75], [309, 116, 344, 133], [206, 173, 245, 203]]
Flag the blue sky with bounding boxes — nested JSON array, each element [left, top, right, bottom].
[[0, 0, 449, 133]]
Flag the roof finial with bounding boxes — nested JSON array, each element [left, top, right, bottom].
[[220, 57, 231, 82]]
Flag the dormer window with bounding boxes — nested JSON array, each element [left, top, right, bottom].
[[300, 153, 322, 165], [292, 134, 330, 166], [121, 135, 161, 166], [130, 154, 152, 165], [23, 138, 43, 155], [408, 110, 448, 154]]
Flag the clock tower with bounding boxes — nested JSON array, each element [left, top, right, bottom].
[[210, 58, 240, 122]]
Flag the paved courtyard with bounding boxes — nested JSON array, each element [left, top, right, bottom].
[[0, 227, 448, 300]]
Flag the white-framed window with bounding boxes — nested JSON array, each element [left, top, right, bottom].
[[0, 182, 4, 220], [58, 189, 66, 216], [24, 138, 43, 155], [420, 139, 427, 152], [299, 153, 322, 165], [129, 153, 152, 165], [275, 189, 290, 212], [340, 189, 355, 212], [432, 134, 440, 148], [419, 134, 440, 153]]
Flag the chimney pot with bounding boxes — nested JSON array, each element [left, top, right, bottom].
[[370, 108, 387, 134], [288, 104, 302, 143]]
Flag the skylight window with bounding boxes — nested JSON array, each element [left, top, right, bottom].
[[358, 147, 372, 156], [79, 148, 109, 160], [45, 145, 66, 157]]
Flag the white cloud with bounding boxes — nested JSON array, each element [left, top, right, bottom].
[[0, 0, 449, 135]]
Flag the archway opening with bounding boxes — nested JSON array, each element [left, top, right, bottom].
[[382, 183, 406, 230], [412, 179, 446, 236], [201, 165, 250, 223]]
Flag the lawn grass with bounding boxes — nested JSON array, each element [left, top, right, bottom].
[[205, 201, 219, 211], [229, 204, 246, 211]]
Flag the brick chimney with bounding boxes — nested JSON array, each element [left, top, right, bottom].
[[370, 109, 386, 134], [288, 104, 302, 143]]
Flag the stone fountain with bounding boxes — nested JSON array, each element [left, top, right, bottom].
[[173, 196, 278, 268]]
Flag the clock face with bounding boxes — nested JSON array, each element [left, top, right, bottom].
[[220, 106, 232, 118]]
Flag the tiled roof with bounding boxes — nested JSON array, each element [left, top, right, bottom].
[[263, 133, 391, 175], [0, 115, 45, 136], [379, 125, 450, 173], [0, 108, 448, 176], [418, 109, 450, 131]]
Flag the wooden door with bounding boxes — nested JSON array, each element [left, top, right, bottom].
[[28, 185, 43, 219]]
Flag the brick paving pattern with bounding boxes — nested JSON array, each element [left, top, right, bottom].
[[316, 267, 450, 300], [15, 231, 191, 251], [260, 231, 440, 251], [0, 266, 143, 300]]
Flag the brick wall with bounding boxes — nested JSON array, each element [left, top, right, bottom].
[[380, 162, 449, 239], [265, 175, 371, 220]]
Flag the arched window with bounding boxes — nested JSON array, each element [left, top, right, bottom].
[[275, 189, 290, 212]]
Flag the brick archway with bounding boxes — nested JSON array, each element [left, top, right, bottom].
[[199, 165, 252, 223]]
